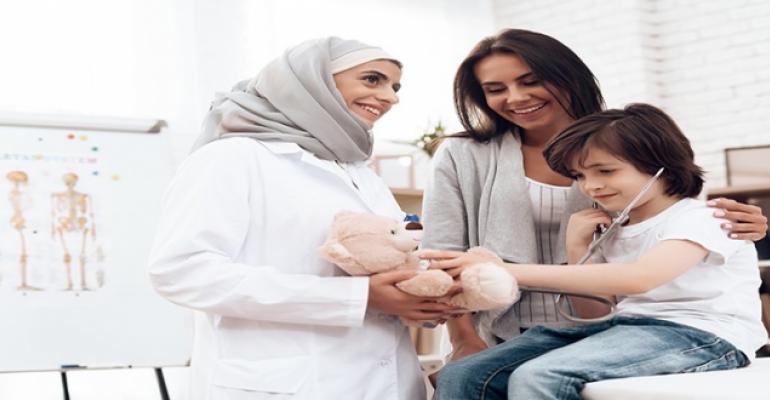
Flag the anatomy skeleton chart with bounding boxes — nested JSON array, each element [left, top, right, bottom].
[[1, 119, 193, 374], [1, 129, 109, 292], [1, 169, 105, 291]]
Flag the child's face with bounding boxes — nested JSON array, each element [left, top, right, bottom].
[[570, 147, 669, 219]]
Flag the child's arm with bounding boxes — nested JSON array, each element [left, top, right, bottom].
[[506, 239, 708, 296], [421, 239, 708, 297]]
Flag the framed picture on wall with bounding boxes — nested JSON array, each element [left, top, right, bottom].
[[725, 145, 770, 186]]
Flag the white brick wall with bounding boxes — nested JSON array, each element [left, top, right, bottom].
[[654, 0, 770, 187], [494, 0, 770, 190]]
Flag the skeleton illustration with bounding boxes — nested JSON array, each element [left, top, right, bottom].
[[7, 170, 39, 290], [51, 173, 96, 290]]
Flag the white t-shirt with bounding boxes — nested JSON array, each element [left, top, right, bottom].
[[600, 198, 767, 360]]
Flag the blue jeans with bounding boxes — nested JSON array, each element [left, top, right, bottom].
[[435, 316, 748, 400]]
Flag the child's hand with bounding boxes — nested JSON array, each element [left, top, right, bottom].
[[416, 247, 503, 278], [566, 208, 612, 252]]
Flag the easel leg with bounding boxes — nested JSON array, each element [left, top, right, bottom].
[[155, 367, 170, 400], [60, 371, 70, 400]]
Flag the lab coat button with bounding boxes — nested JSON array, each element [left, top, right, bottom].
[[378, 357, 392, 367]]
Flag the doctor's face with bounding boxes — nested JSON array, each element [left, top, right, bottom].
[[333, 60, 402, 128]]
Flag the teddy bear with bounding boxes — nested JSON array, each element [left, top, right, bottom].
[[319, 211, 520, 319]]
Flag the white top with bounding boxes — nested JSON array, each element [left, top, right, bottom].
[[148, 137, 424, 400], [601, 198, 766, 360]]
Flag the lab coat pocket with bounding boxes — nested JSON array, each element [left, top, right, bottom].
[[212, 356, 310, 394]]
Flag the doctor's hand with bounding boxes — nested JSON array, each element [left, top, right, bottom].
[[417, 247, 503, 278], [367, 270, 461, 321]]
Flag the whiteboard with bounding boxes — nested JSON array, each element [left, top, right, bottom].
[[0, 113, 192, 372]]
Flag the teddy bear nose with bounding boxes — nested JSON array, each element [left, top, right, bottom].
[[413, 244, 419, 251]]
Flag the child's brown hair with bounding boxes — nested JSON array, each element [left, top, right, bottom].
[[544, 103, 704, 198]]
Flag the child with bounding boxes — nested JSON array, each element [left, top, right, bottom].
[[423, 103, 767, 400]]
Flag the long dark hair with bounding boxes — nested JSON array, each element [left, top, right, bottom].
[[454, 29, 605, 141]]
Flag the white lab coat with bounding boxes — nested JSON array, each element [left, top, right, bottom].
[[148, 137, 425, 400]]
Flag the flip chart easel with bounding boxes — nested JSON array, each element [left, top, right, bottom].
[[0, 112, 192, 399]]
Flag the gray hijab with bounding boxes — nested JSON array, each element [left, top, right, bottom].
[[191, 37, 399, 162]]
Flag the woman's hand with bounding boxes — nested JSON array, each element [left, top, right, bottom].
[[417, 248, 503, 278], [367, 270, 461, 321], [566, 208, 612, 253], [708, 197, 768, 241]]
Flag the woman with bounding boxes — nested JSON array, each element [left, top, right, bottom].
[[148, 37, 456, 400], [421, 28, 768, 360]]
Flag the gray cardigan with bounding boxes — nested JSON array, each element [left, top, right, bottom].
[[421, 131, 592, 343]]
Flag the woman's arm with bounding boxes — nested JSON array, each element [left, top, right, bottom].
[[709, 197, 768, 241], [148, 143, 366, 327], [421, 141, 469, 252], [445, 314, 488, 360]]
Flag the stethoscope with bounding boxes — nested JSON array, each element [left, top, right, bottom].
[[520, 167, 665, 323]]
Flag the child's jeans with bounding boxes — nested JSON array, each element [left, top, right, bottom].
[[435, 316, 748, 400]]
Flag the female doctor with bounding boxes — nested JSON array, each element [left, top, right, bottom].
[[148, 37, 455, 400]]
